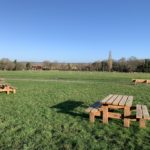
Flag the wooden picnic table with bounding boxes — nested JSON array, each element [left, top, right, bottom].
[[0, 83, 16, 94], [86, 94, 150, 128], [101, 94, 133, 127]]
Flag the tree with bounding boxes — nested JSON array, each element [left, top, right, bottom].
[[118, 57, 127, 72], [144, 59, 150, 72], [108, 51, 113, 72], [26, 62, 31, 70], [127, 57, 143, 72], [0, 58, 14, 70], [91, 61, 101, 71], [13, 59, 17, 70], [43, 61, 51, 70], [101, 60, 108, 71], [13, 60, 25, 70]]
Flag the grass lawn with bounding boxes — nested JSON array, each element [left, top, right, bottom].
[[0, 71, 150, 150]]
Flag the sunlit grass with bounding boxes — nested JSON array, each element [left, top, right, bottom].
[[0, 71, 150, 149]]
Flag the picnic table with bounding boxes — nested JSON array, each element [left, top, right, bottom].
[[86, 94, 150, 128], [0, 83, 16, 94], [101, 94, 133, 127], [132, 79, 150, 85]]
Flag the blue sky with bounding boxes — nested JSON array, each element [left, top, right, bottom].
[[0, 0, 150, 62]]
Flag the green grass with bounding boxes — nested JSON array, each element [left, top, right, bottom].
[[0, 71, 150, 150]]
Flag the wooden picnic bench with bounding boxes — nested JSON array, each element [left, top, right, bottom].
[[0, 84, 16, 94], [132, 79, 150, 85], [86, 94, 133, 127], [86, 95, 150, 128], [136, 105, 150, 128]]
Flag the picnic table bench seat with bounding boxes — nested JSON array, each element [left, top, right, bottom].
[[136, 105, 150, 128], [132, 79, 150, 84], [85, 101, 103, 123]]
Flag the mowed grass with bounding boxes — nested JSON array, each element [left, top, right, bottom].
[[0, 71, 150, 150]]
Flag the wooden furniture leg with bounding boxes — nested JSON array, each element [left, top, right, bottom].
[[90, 111, 95, 123], [6, 86, 10, 94], [124, 106, 131, 127], [139, 119, 146, 128], [103, 106, 108, 124], [13, 89, 16, 94]]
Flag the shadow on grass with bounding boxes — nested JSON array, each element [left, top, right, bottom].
[[50, 100, 89, 119]]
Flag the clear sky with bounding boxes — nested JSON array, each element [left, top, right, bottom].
[[0, 0, 150, 62]]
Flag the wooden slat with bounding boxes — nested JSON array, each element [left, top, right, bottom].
[[101, 94, 113, 104], [108, 112, 122, 119], [108, 105, 124, 109], [85, 101, 101, 112], [85, 107, 93, 113], [136, 105, 142, 118], [119, 96, 128, 106], [142, 105, 150, 119], [112, 95, 123, 105], [106, 95, 118, 104], [90, 101, 102, 109], [125, 96, 133, 107]]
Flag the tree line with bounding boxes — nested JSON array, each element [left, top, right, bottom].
[[0, 57, 150, 72]]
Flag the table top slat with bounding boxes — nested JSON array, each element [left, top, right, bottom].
[[119, 96, 128, 106], [101, 94, 113, 104], [125, 96, 133, 107], [112, 95, 123, 105], [106, 95, 118, 105], [142, 105, 150, 119], [101, 94, 134, 107]]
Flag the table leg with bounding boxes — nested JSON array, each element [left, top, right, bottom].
[[139, 119, 146, 128], [6, 86, 10, 94], [103, 106, 108, 124], [90, 111, 95, 123], [124, 106, 131, 127]]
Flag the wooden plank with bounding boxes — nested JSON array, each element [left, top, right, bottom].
[[13, 89, 16, 94], [142, 105, 150, 119], [119, 96, 128, 106], [85, 101, 101, 112], [103, 106, 108, 124], [136, 105, 142, 118], [90, 111, 95, 123], [101, 94, 113, 104], [139, 119, 146, 128], [85, 107, 94, 113], [90, 101, 102, 109], [108, 105, 124, 109], [125, 96, 133, 107], [124, 106, 131, 127], [106, 95, 118, 105], [108, 112, 122, 119], [112, 95, 123, 105]]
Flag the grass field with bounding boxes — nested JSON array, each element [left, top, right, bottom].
[[0, 71, 150, 150]]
